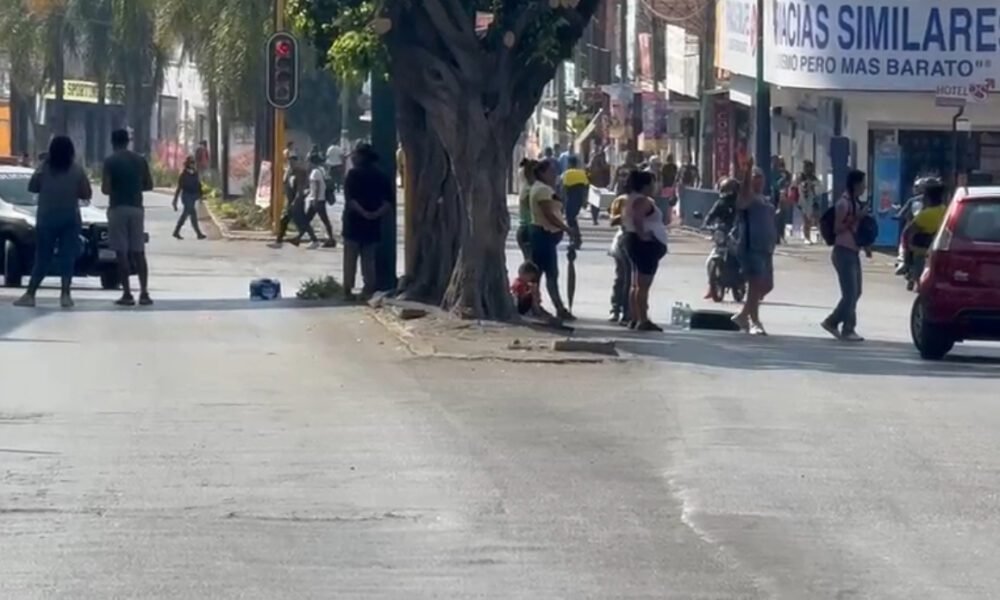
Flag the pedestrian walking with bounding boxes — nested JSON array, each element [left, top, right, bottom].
[[342, 143, 392, 301], [529, 158, 576, 321], [732, 158, 778, 335], [325, 139, 345, 193], [822, 169, 872, 342], [795, 160, 820, 244], [270, 154, 318, 248], [516, 158, 537, 261], [13, 136, 92, 309], [607, 193, 631, 324], [103, 129, 154, 307], [172, 156, 206, 240], [622, 170, 668, 332], [295, 154, 336, 248]]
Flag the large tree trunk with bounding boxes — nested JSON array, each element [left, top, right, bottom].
[[396, 93, 462, 304], [96, 72, 107, 160], [442, 138, 514, 320]]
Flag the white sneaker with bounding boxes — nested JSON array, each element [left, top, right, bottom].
[[731, 313, 750, 332], [841, 331, 865, 343], [749, 322, 768, 336]]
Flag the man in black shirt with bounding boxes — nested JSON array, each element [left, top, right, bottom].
[[102, 129, 154, 306], [342, 143, 391, 300]]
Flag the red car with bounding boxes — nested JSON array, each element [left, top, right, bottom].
[[911, 186, 1000, 360]]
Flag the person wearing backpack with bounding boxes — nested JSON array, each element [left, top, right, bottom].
[[821, 169, 873, 342], [172, 156, 206, 240]]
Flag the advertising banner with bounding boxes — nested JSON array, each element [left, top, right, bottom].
[[717, 0, 759, 78], [765, 1, 1000, 91], [871, 135, 902, 247]]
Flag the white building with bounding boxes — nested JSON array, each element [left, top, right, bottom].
[[716, 0, 1000, 211]]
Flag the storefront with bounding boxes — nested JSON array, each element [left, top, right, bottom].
[[716, 0, 1000, 243]]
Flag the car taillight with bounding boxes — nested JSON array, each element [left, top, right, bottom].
[[932, 201, 964, 252]]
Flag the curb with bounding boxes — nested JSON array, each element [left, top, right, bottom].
[[367, 308, 615, 364]]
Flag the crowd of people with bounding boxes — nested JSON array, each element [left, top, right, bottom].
[[269, 140, 392, 301], [510, 143, 898, 343]]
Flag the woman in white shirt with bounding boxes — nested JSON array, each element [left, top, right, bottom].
[[621, 170, 668, 332]]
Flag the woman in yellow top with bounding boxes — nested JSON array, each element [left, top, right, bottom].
[[903, 181, 947, 288], [530, 159, 577, 321]]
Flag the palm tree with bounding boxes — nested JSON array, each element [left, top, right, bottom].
[[109, 0, 166, 155], [157, 0, 271, 190], [0, 0, 76, 140], [71, 0, 113, 158]]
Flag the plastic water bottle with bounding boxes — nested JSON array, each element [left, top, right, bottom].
[[671, 302, 692, 327]]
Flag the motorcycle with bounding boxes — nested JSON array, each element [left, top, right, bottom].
[[705, 224, 746, 303]]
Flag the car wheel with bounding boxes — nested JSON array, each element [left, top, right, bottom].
[[708, 260, 724, 303], [910, 297, 954, 360], [100, 271, 121, 291], [3, 240, 24, 288]]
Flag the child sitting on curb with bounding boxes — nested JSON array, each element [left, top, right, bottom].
[[510, 261, 554, 320]]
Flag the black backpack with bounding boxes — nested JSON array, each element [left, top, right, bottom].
[[820, 199, 879, 247], [819, 204, 838, 246]]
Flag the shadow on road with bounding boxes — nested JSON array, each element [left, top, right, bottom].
[[4, 297, 350, 315], [574, 322, 999, 379]]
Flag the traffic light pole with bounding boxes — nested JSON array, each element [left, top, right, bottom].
[[270, 0, 287, 233]]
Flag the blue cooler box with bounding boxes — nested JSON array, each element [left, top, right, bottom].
[[250, 278, 282, 301]]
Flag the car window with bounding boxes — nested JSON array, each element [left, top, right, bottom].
[[955, 199, 1000, 243], [0, 173, 36, 206]]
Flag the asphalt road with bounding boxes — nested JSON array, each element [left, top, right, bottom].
[[1, 191, 999, 599]]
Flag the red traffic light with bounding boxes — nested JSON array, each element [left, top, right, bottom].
[[275, 40, 292, 58], [267, 32, 299, 109]]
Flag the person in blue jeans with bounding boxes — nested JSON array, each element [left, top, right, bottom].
[[14, 136, 93, 309], [822, 169, 871, 342]]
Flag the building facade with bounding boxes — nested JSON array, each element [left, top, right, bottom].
[[717, 0, 1000, 208]]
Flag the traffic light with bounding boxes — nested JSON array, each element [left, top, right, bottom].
[[267, 32, 299, 109]]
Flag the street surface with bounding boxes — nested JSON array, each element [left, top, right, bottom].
[[2, 191, 999, 598]]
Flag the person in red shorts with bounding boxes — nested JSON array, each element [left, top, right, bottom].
[[510, 261, 553, 319]]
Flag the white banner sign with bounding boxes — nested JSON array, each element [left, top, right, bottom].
[[765, 1, 1000, 91], [666, 24, 701, 98], [717, 0, 759, 78]]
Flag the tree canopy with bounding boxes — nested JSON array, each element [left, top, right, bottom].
[[291, 0, 600, 320]]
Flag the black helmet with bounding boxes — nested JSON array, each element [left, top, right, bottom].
[[718, 176, 740, 195]]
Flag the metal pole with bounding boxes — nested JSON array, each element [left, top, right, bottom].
[[754, 0, 771, 183], [952, 105, 965, 188], [270, 0, 286, 233]]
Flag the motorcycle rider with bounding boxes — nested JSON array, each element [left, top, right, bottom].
[[901, 178, 946, 290], [894, 175, 936, 275], [703, 177, 740, 300]]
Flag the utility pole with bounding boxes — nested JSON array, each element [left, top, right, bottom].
[[270, 0, 287, 234], [556, 62, 567, 150], [698, 0, 717, 186], [754, 0, 771, 183]]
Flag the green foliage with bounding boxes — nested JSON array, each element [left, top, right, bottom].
[[296, 276, 344, 300], [289, 0, 382, 85], [150, 160, 179, 188], [290, 0, 589, 85], [207, 196, 271, 231]]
